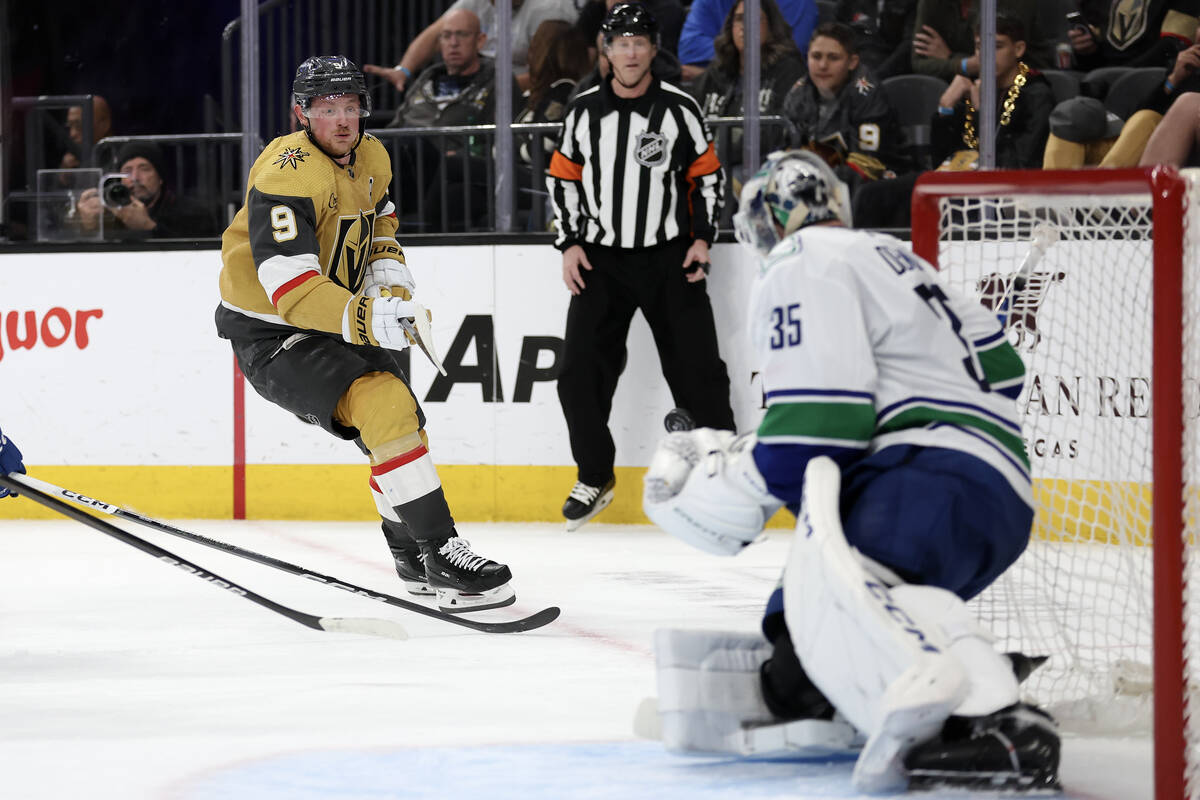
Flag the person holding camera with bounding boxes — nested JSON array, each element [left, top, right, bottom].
[[76, 141, 214, 239]]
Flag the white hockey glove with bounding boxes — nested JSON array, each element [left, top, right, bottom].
[[643, 429, 784, 556], [342, 295, 428, 352], [362, 256, 416, 299]]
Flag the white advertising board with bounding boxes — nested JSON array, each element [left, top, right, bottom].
[[1, 243, 763, 468]]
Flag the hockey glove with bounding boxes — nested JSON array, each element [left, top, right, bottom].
[[0, 427, 26, 497], [362, 256, 415, 300], [643, 430, 783, 556], [342, 295, 429, 352]]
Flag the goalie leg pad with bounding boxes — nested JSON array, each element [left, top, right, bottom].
[[649, 628, 857, 757], [783, 457, 968, 793]]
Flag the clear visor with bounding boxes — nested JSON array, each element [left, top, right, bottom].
[[301, 94, 370, 119]]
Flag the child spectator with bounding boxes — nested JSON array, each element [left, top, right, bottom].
[[782, 22, 908, 193]]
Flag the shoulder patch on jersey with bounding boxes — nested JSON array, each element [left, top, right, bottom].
[[793, 76, 808, 89], [854, 76, 874, 95], [273, 146, 311, 170]]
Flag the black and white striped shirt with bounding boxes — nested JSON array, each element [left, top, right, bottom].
[[547, 77, 724, 251]]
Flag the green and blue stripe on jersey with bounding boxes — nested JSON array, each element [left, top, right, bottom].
[[754, 385, 1029, 504]]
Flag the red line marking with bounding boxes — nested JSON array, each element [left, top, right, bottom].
[[232, 354, 246, 520]]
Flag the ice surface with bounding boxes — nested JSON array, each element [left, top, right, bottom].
[[0, 520, 1154, 799]]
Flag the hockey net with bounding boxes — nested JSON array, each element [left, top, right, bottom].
[[910, 167, 1198, 798]]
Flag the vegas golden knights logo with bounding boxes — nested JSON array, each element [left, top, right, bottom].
[[1107, 0, 1149, 51], [328, 210, 376, 292]]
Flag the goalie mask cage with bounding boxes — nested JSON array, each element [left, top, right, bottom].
[[911, 167, 1195, 800]]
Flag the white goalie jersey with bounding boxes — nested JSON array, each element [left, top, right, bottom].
[[748, 225, 1032, 507]]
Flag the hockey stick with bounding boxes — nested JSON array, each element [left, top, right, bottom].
[[0, 473, 408, 640], [15, 474, 560, 634]]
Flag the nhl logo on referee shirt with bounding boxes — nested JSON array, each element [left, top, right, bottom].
[[633, 132, 667, 167]]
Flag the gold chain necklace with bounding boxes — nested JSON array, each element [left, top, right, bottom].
[[961, 62, 1029, 150]]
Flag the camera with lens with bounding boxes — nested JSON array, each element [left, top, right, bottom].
[[99, 172, 133, 210]]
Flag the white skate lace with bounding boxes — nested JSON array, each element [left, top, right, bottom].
[[568, 482, 600, 504], [438, 538, 490, 573]]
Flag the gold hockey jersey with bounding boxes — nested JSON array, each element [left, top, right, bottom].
[[217, 130, 404, 340]]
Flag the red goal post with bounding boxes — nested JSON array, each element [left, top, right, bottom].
[[911, 167, 1191, 800]]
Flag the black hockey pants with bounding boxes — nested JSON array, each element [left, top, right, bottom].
[[556, 237, 735, 487]]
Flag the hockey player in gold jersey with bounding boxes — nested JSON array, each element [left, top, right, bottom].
[[217, 55, 515, 612]]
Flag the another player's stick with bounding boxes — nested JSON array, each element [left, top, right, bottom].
[[0, 473, 409, 640], [995, 222, 1059, 329], [15, 474, 560, 634]]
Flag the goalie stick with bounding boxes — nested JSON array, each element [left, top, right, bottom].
[[16, 474, 560, 634], [995, 221, 1059, 330], [0, 473, 408, 640]]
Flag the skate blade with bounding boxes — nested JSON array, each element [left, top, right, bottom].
[[563, 490, 614, 531], [435, 583, 517, 614], [907, 769, 1062, 793], [402, 582, 436, 597]]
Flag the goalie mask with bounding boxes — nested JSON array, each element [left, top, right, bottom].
[[734, 150, 853, 257]]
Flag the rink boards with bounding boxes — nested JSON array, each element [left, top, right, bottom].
[[0, 242, 1174, 534]]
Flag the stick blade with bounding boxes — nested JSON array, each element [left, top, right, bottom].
[[318, 616, 409, 640]]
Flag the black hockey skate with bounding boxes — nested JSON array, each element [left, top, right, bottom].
[[562, 477, 615, 531], [904, 702, 1062, 792], [421, 536, 515, 613], [388, 544, 435, 597]]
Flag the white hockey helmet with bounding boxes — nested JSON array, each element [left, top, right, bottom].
[[734, 150, 852, 257]]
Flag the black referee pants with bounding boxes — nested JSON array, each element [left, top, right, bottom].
[[557, 237, 735, 487]]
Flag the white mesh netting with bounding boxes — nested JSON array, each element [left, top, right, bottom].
[[926, 179, 1197, 751]]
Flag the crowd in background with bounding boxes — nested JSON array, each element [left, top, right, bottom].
[[8, 0, 1200, 240]]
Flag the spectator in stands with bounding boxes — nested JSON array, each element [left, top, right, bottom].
[[576, 0, 687, 58], [911, 0, 1052, 81], [1138, 37, 1200, 166], [388, 9, 520, 231], [692, 0, 807, 178], [678, 0, 820, 80], [517, 21, 593, 165], [59, 96, 112, 170], [856, 15, 1052, 227], [387, 8, 517, 133], [365, 0, 579, 93], [75, 141, 214, 239], [781, 22, 908, 196], [837, 0, 918, 80], [1044, 33, 1200, 168], [1069, 0, 1197, 72]]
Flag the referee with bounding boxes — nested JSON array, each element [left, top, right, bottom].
[[547, 3, 735, 530]]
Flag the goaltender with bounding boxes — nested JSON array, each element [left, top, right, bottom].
[[216, 55, 516, 612]]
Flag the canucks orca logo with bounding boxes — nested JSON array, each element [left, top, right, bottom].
[[328, 210, 376, 292], [633, 132, 667, 168], [273, 147, 310, 169]]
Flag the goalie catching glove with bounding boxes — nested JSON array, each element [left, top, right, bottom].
[[643, 429, 783, 556]]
